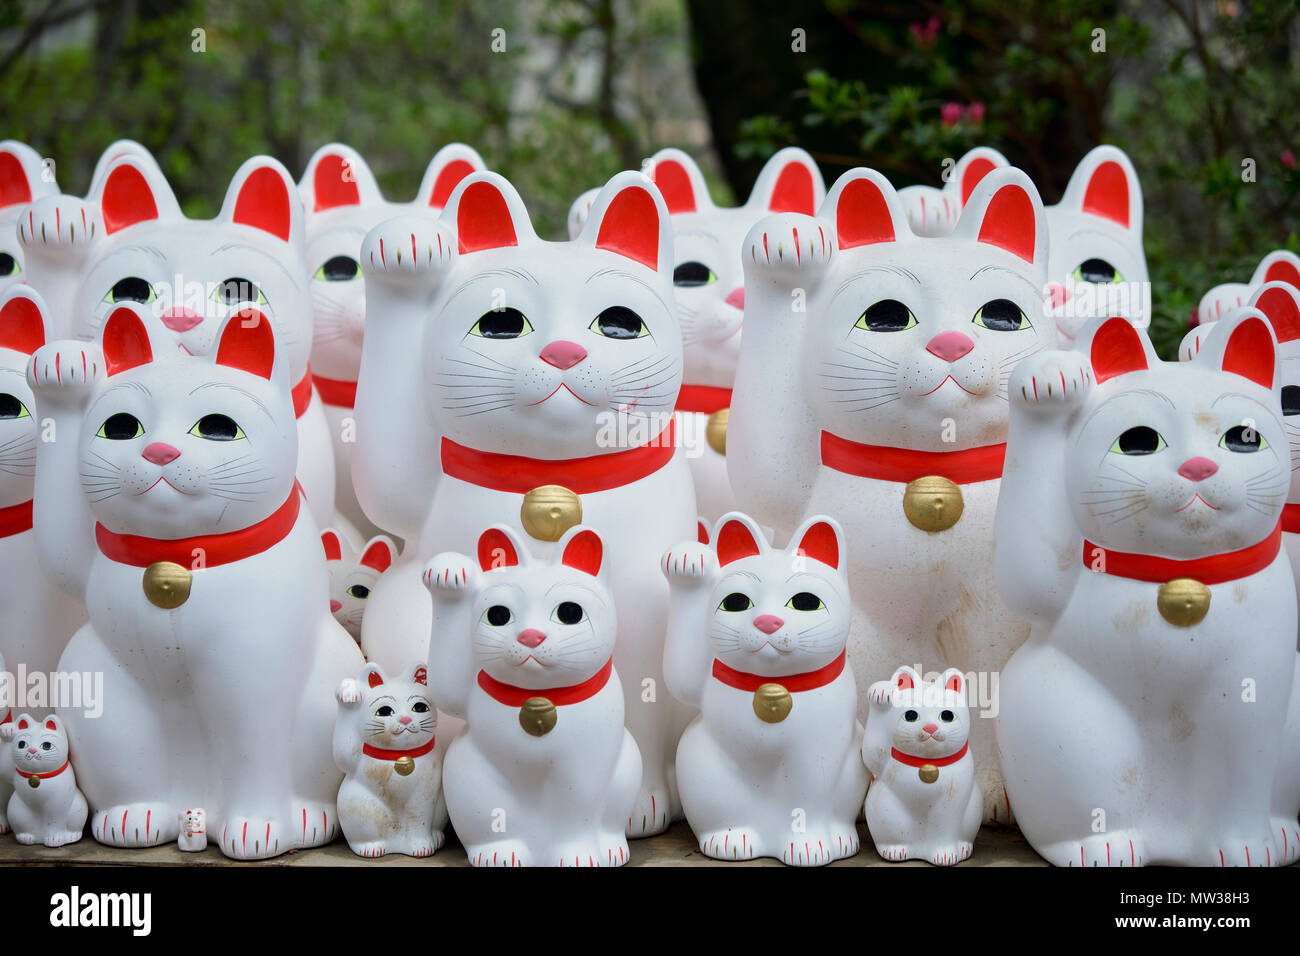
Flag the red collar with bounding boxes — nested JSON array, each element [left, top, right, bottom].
[[0, 499, 32, 539], [362, 737, 437, 761], [1283, 503, 1300, 535], [1083, 523, 1282, 586], [891, 742, 969, 768], [820, 431, 1005, 484], [476, 658, 613, 707], [292, 366, 313, 419], [312, 372, 357, 409], [442, 422, 675, 495], [16, 758, 70, 780], [676, 385, 732, 414], [95, 484, 302, 568], [711, 649, 846, 693]]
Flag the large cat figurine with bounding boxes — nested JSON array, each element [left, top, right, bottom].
[[354, 170, 695, 835], [27, 300, 362, 859], [729, 166, 1053, 822], [995, 312, 1300, 866], [569, 149, 825, 523], [1195, 249, 1300, 326], [299, 142, 485, 538], [17, 152, 338, 530], [0, 141, 59, 296], [425, 524, 641, 866], [662, 512, 867, 865]]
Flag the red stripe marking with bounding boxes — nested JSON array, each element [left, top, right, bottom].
[[379, 238, 386, 266], [411, 233, 417, 262], [763, 234, 769, 261], [121, 809, 127, 841], [793, 226, 801, 264], [1130, 840, 1134, 866], [146, 809, 151, 842]]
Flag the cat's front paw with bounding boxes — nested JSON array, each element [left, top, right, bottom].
[[626, 786, 671, 838], [219, 815, 288, 860], [698, 827, 762, 861], [336, 678, 361, 706], [744, 213, 834, 286], [91, 803, 177, 848], [408, 830, 445, 858], [930, 842, 973, 866], [468, 840, 531, 867], [28, 340, 103, 401], [18, 194, 99, 254], [350, 839, 387, 859], [867, 679, 896, 708], [1009, 351, 1092, 415], [661, 543, 716, 584], [424, 553, 479, 595], [361, 216, 454, 284]]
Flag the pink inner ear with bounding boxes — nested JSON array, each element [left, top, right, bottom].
[[1090, 317, 1148, 383], [715, 520, 761, 566], [1264, 260, 1300, 289], [215, 310, 275, 380], [1221, 316, 1275, 389], [102, 307, 154, 376], [233, 166, 292, 242], [977, 185, 1037, 263], [311, 154, 361, 211], [697, 520, 709, 545], [16, 719, 27, 730], [320, 531, 342, 561], [367, 669, 384, 688], [360, 540, 394, 573], [652, 160, 696, 214], [412, 666, 428, 686], [795, 522, 839, 569], [945, 674, 963, 693], [1255, 287, 1300, 343], [596, 187, 660, 271], [961, 157, 997, 206], [429, 159, 477, 209], [768, 163, 815, 214], [458, 181, 518, 253], [477, 528, 518, 571], [561, 529, 603, 576], [1081, 160, 1131, 229], [836, 177, 895, 249], [896, 672, 914, 691], [0, 295, 45, 354], [44, 719, 57, 730], [102, 165, 160, 235], [0, 152, 32, 209]]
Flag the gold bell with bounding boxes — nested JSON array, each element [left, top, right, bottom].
[[918, 764, 940, 785], [752, 683, 793, 723], [142, 561, 192, 609], [902, 476, 964, 533], [705, 408, 729, 456], [393, 755, 415, 777], [519, 697, 558, 737], [27, 776, 39, 789], [520, 485, 582, 543], [1157, 578, 1211, 627]]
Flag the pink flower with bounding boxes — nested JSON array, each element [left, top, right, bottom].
[[966, 102, 986, 124], [910, 16, 941, 47], [1283, 149, 1296, 169], [941, 102, 963, 127]]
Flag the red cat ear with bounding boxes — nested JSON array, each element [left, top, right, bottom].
[[0, 292, 46, 355], [651, 158, 698, 214], [102, 307, 154, 376], [310, 152, 361, 211], [231, 163, 294, 242], [1252, 283, 1300, 344], [715, 517, 762, 566], [560, 528, 603, 577], [320, 530, 343, 562], [0, 148, 32, 208], [16, 719, 27, 730], [959, 153, 1003, 205], [595, 184, 662, 271], [1219, 315, 1275, 389], [411, 665, 428, 686], [975, 183, 1037, 263], [697, 520, 710, 545], [792, 519, 840, 570], [457, 180, 519, 254], [748, 148, 822, 215], [427, 159, 476, 209], [944, 671, 964, 694], [1089, 317, 1148, 383], [895, 670, 915, 691], [834, 175, 896, 249], [365, 666, 385, 689], [417, 144, 485, 210], [214, 309, 275, 380], [1081, 161, 1131, 228], [360, 538, 396, 573], [477, 527, 519, 571], [101, 163, 160, 235], [1261, 253, 1300, 290], [44, 719, 57, 731]]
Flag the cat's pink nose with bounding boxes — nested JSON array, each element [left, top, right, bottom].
[[923, 722, 939, 735], [539, 340, 587, 370], [1178, 457, 1218, 482], [142, 442, 180, 465], [160, 307, 203, 332], [925, 330, 974, 363], [330, 600, 342, 613], [1048, 283, 1071, 308], [753, 614, 784, 635], [516, 628, 547, 648], [724, 287, 745, 311], [398, 715, 412, 725]]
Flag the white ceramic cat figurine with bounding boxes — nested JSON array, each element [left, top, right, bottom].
[[28, 300, 362, 859], [299, 142, 485, 538], [321, 527, 398, 643], [355, 170, 694, 835], [1194, 249, 1300, 327], [0, 287, 87, 706], [730, 166, 1052, 822], [425, 524, 641, 865], [1, 713, 87, 847], [177, 808, 206, 852], [17, 152, 337, 529], [862, 665, 981, 865], [663, 512, 867, 865], [0, 651, 10, 833], [0, 141, 59, 296], [995, 311, 1300, 866], [334, 661, 446, 858], [897, 146, 1010, 237]]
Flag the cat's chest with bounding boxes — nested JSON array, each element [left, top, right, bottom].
[[357, 754, 437, 790], [700, 674, 857, 748]]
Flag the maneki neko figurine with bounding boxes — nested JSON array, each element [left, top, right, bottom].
[[995, 312, 1300, 866], [27, 299, 361, 859], [298, 142, 485, 538], [729, 165, 1051, 821], [353, 169, 695, 835], [424, 525, 640, 866], [321, 527, 399, 643], [17, 151, 338, 529], [1, 713, 87, 847], [0, 140, 59, 297], [1194, 249, 1300, 327], [569, 148, 825, 522], [662, 512, 867, 865]]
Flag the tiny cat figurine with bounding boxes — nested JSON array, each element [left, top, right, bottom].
[[896, 146, 1010, 237], [1194, 249, 1300, 326], [995, 311, 1300, 866], [334, 662, 446, 858], [0, 650, 11, 833], [425, 524, 641, 866], [27, 298, 362, 859], [321, 528, 398, 643], [1, 713, 87, 847], [177, 808, 206, 852], [663, 512, 867, 866], [0, 141, 60, 296], [862, 666, 981, 865], [299, 142, 485, 537]]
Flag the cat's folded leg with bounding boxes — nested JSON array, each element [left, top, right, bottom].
[[442, 735, 530, 867]]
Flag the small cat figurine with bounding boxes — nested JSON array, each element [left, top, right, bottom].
[[1, 713, 87, 847], [996, 311, 1300, 866], [862, 665, 981, 865], [0, 650, 11, 833], [0, 140, 60, 296], [663, 512, 867, 866], [334, 661, 446, 858], [321, 528, 398, 642], [27, 299, 362, 859], [896, 146, 1010, 237], [298, 142, 485, 537], [177, 808, 206, 852], [1194, 249, 1300, 326], [424, 524, 641, 866]]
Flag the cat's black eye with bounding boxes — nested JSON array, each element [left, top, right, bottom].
[[855, 299, 915, 332], [105, 276, 155, 304], [470, 307, 532, 339], [15, 740, 25, 750], [1282, 385, 1300, 417], [1073, 258, 1120, 284], [189, 413, 243, 441], [787, 592, 823, 611], [375, 705, 394, 717], [486, 604, 512, 626], [973, 298, 1029, 331], [97, 412, 144, 440], [347, 585, 370, 599], [556, 601, 585, 625], [40, 741, 52, 750], [1110, 425, 1165, 455], [673, 261, 716, 287], [1221, 424, 1265, 453], [214, 277, 265, 305], [0, 252, 18, 276], [590, 305, 647, 339], [941, 710, 955, 722], [904, 710, 919, 722], [0, 393, 29, 419], [412, 701, 431, 713], [316, 255, 361, 282], [720, 592, 753, 612]]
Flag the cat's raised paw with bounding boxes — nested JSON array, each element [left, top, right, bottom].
[[745, 213, 834, 280], [336, 677, 362, 705], [867, 679, 895, 707], [661, 544, 715, 582], [91, 804, 177, 848], [360, 217, 454, 281], [27, 341, 103, 396], [18, 195, 98, 251], [1009, 352, 1092, 414], [424, 555, 478, 594]]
